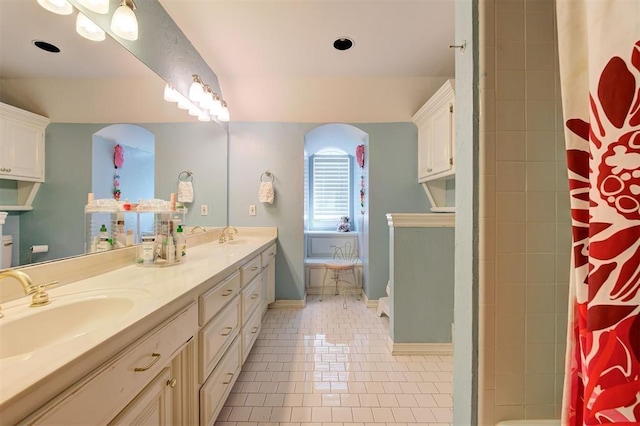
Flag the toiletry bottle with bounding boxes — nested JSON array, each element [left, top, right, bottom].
[[115, 214, 126, 248], [141, 235, 155, 265], [176, 225, 186, 261], [167, 237, 175, 263], [126, 229, 134, 246], [96, 224, 111, 252]]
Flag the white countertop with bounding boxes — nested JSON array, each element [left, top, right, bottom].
[[0, 229, 276, 416]]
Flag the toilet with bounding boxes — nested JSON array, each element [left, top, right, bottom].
[[2, 235, 12, 269]]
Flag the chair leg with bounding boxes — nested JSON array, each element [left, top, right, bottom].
[[334, 271, 339, 295], [352, 270, 360, 301], [321, 268, 329, 302]]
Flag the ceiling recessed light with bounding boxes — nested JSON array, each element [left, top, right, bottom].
[[333, 37, 354, 51], [33, 40, 61, 53]]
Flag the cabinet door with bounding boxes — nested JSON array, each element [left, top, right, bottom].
[[419, 102, 453, 181], [427, 102, 454, 177], [109, 367, 173, 425], [0, 117, 45, 181]]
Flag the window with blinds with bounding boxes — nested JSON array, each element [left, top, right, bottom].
[[310, 153, 352, 229]]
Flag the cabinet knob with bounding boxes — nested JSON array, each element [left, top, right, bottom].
[[221, 289, 233, 296], [166, 377, 177, 388], [220, 326, 233, 336], [6, 168, 10, 172], [251, 266, 259, 271], [427, 168, 433, 172], [251, 293, 259, 300]]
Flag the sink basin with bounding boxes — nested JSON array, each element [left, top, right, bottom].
[[0, 293, 141, 359], [226, 239, 250, 245]]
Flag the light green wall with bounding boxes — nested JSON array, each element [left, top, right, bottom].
[[228, 122, 430, 301], [389, 227, 454, 343]]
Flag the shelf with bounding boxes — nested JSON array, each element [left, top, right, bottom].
[[0, 181, 41, 211], [0, 205, 34, 212]]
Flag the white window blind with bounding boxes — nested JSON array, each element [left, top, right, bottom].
[[311, 154, 351, 225]]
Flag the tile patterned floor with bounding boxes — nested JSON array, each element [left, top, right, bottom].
[[215, 294, 453, 426]]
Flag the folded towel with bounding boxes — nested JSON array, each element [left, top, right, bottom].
[[178, 181, 194, 203], [258, 181, 274, 204]]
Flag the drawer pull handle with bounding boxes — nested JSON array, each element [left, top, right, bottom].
[[220, 326, 233, 336], [222, 289, 233, 296], [251, 326, 259, 334], [134, 353, 161, 372], [251, 266, 259, 271], [251, 294, 259, 300], [269, 252, 275, 257], [167, 378, 177, 388], [222, 372, 234, 385]]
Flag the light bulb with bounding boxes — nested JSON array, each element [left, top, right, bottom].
[[188, 75, 204, 103], [198, 112, 211, 122], [77, 0, 109, 14], [111, 0, 138, 41], [163, 84, 180, 102], [37, 0, 73, 15], [177, 94, 191, 110], [209, 93, 222, 116], [199, 87, 214, 110], [188, 104, 201, 117], [218, 101, 230, 122], [76, 13, 106, 41]]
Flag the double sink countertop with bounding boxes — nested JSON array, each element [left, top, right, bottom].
[[0, 227, 277, 418]]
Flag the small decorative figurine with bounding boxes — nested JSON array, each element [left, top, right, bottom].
[[337, 216, 350, 232]]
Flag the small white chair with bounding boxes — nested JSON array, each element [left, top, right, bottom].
[[321, 242, 359, 308]]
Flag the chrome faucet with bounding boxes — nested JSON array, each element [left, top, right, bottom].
[[0, 270, 58, 317], [218, 226, 238, 243], [190, 225, 207, 234]]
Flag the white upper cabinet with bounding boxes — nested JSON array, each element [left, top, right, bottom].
[[413, 80, 455, 183], [0, 102, 49, 182]]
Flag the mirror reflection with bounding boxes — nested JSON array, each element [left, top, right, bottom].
[[0, 0, 228, 268]]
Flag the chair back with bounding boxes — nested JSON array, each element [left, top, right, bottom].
[[333, 242, 359, 264]]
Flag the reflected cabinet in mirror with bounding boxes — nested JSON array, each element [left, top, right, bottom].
[[0, 1, 228, 268]]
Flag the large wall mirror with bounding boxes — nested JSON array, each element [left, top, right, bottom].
[[0, 0, 228, 267]]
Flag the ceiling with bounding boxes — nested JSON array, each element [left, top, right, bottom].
[[0, 0, 455, 123]]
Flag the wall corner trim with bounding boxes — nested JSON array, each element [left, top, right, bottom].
[[362, 291, 379, 308], [386, 213, 455, 228]]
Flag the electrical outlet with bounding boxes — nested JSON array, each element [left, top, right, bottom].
[[249, 204, 256, 216], [200, 204, 208, 215]]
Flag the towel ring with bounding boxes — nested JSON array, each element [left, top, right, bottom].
[[260, 171, 274, 183], [178, 170, 193, 182]]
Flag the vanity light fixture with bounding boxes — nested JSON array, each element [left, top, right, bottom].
[[37, 0, 73, 15], [111, 0, 138, 41], [209, 92, 223, 116], [76, 12, 106, 41], [188, 75, 205, 103], [199, 85, 214, 111], [77, 0, 109, 14], [177, 93, 191, 110]]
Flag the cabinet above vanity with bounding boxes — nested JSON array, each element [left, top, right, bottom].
[[412, 80, 455, 212], [0, 102, 49, 211]]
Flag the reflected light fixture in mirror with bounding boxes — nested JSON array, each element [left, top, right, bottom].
[[76, 12, 106, 41], [218, 101, 230, 122], [77, 0, 109, 14], [37, 0, 73, 15], [111, 0, 138, 41], [188, 75, 205, 103]]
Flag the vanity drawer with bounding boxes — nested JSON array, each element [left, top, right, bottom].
[[261, 243, 277, 266], [240, 254, 262, 287], [199, 296, 240, 383], [24, 303, 198, 425], [242, 304, 262, 363], [200, 336, 241, 426], [199, 270, 240, 326], [241, 274, 262, 323]]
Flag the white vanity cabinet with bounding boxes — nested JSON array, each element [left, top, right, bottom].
[[21, 303, 198, 425], [0, 103, 48, 182], [413, 79, 455, 182]]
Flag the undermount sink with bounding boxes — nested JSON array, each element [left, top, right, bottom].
[[0, 292, 144, 360], [226, 239, 250, 245]]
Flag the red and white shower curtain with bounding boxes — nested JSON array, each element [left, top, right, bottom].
[[557, 1, 640, 424]]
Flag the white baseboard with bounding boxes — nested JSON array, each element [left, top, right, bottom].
[[362, 292, 378, 308], [387, 337, 453, 356], [269, 299, 306, 309], [306, 287, 362, 295]]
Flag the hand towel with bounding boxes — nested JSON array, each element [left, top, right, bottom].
[[178, 181, 194, 203], [258, 181, 274, 204]]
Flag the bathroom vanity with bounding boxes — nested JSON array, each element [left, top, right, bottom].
[[0, 228, 276, 425]]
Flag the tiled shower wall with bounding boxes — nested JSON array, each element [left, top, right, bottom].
[[478, 0, 572, 423]]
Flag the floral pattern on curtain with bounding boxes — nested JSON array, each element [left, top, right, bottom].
[[557, 1, 640, 424]]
